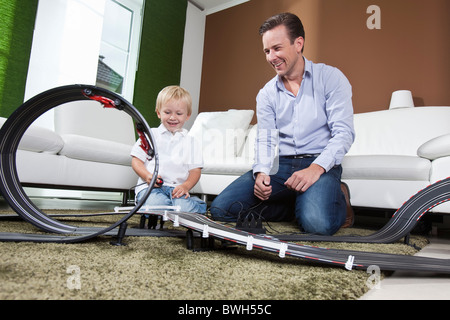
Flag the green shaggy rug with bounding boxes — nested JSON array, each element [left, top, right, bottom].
[[0, 209, 428, 301]]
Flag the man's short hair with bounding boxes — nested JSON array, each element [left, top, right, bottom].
[[259, 12, 305, 50]]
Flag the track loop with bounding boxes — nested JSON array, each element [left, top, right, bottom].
[[0, 85, 158, 243]]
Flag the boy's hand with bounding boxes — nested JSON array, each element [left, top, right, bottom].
[[172, 185, 190, 199], [144, 174, 163, 188]]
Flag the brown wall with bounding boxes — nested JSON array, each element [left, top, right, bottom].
[[199, 0, 450, 119]]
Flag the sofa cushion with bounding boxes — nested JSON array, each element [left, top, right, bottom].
[[54, 100, 136, 145], [239, 125, 257, 160], [348, 107, 450, 156], [342, 155, 430, 181], [202, 158, 253, 175], [16, 149, 136, 190], [59, 134, 132, 166], [417, 133, 450, 160], [0, 117, 64, 154], [188, 109, 254, 161]]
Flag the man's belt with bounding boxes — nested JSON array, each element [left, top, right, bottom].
[[282, 154, 320, 159]]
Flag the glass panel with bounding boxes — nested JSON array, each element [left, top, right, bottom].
[[96, 0, 133, 94]]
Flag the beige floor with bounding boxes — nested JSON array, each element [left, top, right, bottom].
[[360, 237, 450, 300]]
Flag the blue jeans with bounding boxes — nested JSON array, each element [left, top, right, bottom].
[[210, 157, 346, 235], [136, 186, 207, 214]]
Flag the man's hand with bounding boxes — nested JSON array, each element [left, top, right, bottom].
[[284, 163, 325, 192], [254, 173, 272, 200]]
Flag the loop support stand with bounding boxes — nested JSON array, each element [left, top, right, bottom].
[[110, 222, 128, 246]]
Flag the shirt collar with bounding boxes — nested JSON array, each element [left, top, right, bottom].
[[157, 123, 188, 137], [276, 56, 311, 90], [303, 57, 312, 77]]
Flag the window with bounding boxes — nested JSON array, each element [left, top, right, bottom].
[[96, 0, 144, 101]]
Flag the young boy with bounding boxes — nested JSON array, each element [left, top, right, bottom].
[[131, 85, 206, 214]]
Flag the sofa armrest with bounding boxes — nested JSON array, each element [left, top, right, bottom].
[[417, 133, 450, 160], [59, 134, 132, 166], [1, 117, 64, 154]]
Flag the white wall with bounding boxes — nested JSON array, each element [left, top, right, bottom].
[[180, 1, 250, 128], [180, 2, 206, 129], [25, 0, 105, 130]]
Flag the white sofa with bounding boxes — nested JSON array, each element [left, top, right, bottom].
[[189, 107, 450, 214], [0, 100, 137, 200], [342, 106, 450, 213], [3, 103, 450, 214]]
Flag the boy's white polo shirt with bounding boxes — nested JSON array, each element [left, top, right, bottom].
[[131, 124, 203, 195]]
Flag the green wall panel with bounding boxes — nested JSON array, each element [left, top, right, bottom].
[[0, 0, 186, 123], [0, 0, 38, 117], [133, 0, 188, 127]]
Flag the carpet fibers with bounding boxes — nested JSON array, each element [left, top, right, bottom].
[[0, 210, 428, 300]]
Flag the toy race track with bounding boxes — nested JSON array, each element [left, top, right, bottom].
[[0, 84, 159, 243], [0, 85, 449, 274], [138, 208, 450, 273], [273, 177, 450, 244]]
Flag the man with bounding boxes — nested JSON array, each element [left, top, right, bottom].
[[210, 13, 355, 235]]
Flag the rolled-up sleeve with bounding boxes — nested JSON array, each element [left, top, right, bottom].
[[253, 84, 279, 176], [314, 67, 355, 172]]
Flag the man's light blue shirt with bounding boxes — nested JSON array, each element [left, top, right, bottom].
[[253, 57, 355, 175]]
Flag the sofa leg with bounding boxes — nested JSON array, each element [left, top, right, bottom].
[[201, 194, 208, 203], [122, 192, 128, 206]]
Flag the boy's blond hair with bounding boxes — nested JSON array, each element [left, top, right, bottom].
[[155, 86, 192, 116]]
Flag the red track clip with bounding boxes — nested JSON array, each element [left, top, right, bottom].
[[82, 89, 117, 109], [88, 95, 116, 109]]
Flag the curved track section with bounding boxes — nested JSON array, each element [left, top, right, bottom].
[[134, 209, 450, 273], [0, 84, 157, 243], [276, 178, 450, 244]]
